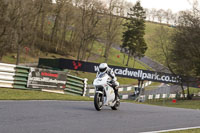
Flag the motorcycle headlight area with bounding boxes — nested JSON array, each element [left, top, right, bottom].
[[95, 86, 104, 91]]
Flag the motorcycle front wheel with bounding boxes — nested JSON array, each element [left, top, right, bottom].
[[94, 93, 103, 111]]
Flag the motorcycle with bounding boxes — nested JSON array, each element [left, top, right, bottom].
[[93, 72, 120, 111]]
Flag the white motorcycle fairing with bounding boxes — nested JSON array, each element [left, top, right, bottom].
[[93, 73, 116, 107]]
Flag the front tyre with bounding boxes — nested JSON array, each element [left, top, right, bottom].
[[94, 93, 103, 111]]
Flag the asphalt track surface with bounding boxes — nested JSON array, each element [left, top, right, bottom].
[[0, 101, 200, 133]]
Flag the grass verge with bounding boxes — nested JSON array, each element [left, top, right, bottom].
[[0, 88, 92, 101], [164, 128, 200, 133], [122, 98, 200, 110], [144, 99, 200, 110]]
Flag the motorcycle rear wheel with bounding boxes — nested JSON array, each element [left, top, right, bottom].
[[94, 93, 103, 111], [111, 100, 120, 110]]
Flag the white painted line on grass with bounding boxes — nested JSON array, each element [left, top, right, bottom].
[[140, 126, 200, 133]]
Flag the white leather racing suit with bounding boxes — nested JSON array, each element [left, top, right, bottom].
[[97, 67, 119, 100]]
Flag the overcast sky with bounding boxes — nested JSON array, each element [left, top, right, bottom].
[[127, 0, 195, 13], [52, 0, 198, 13]]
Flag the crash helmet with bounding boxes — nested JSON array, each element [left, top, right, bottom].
[[99, 63, 108, 73]]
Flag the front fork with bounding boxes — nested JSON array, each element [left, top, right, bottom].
[[95, 90, 105, 105]]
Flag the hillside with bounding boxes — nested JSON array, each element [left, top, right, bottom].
[[1, 41, 149, 85], [1, 21, 169, 85], [0, 1, 173, 85], [2, 21, 169, 63], [144, 22, 173, 65]]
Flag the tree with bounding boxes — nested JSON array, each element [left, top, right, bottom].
[[124, 1, 133, 17], [150, 26, 172, 70], [150, 25, 188, 98], [169, 7, 200, 99], [50, 0, 64, 51], [144, 8, 151, 21], [122, 1, 147, 66], [170, 10, 200, 77], [103, 0, 124, 63], [164, 9, 173, 24], [156, 9, 165, 23], [150, 8, 157, 21], [0, 0, 11, 60], [39, 0, 52, 43], [76, 0, 103, 61], [170, 13, 178, 25], [4, 0, 35, 64], [30, 0, 49, 52], [59, 0, 74, 52]]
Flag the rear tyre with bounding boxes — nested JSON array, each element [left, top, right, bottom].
[[111, 99, 120, 110], [94, 93, 103, 111]]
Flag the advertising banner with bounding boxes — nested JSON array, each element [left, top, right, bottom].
[[39, 58, 200, 88], [27, 68, 67, 89], [39, 58, 182, 84]]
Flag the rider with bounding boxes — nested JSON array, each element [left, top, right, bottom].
[[97, 63, 120, 101]]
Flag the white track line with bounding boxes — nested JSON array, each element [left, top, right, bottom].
[[140, 126, 200, 133]]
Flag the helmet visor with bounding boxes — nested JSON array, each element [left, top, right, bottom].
[[99, 68, 107, 72]]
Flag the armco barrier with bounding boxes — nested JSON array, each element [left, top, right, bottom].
[[65, 74, 87, 96], [139, 93, 195, 101], [0, 63, 88, 96], [86, 85, 136, 99], [86, 81, 152, 99], [0, 63, 30, 90], [42, 74, 87, 96]]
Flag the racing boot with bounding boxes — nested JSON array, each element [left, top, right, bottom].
[[114, 88, 120, 101]]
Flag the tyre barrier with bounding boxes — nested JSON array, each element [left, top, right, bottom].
[[0, 63, 87, 96]]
